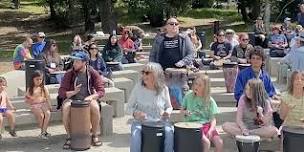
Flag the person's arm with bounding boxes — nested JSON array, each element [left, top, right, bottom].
[[25, 89, 34, 104], [264, 73, 276, 98], [113, 47, 123, 62], [176, 35, 194, 66], [5, 94, 15, 110], [260, 100, 273, 125], [44, 86, 52, 110], [234, 73, 244, 103], [195, 39, 202, 52], [149, 37, 159, 62], [91, 69, 105, 99], [163, 87, 173, 114], [58, 71, 76, 99], [57, 56, 64, 71], [236, 97, 247, 132]]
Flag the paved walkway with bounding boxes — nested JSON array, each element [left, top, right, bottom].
[[0, 107, 281, 152]]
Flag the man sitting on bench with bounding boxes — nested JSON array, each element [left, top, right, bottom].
[[58, 51, 105, 149]]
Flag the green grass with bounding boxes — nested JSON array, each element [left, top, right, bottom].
[[182, 8, 242, 23]]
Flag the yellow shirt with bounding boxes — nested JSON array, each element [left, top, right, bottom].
[[282, 92, 304, 127]]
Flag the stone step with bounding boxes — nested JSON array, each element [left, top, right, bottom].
[[112, 77, 134, 103], [211, 87, 236, 107], [15, 87, 125, 117], [112, 70, 140, 85], [4, 102, 114, 136], [121, 63, 145, 72]]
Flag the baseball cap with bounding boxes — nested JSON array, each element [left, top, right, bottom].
[[70, 51, 89, 61]]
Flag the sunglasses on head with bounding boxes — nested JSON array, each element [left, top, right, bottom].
[[167, 22, 179, 26], [141, 70, 152, 75]]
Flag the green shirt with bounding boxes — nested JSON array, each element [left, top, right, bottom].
[[282, 92, 304, 127], [182, 91, 219, 124]]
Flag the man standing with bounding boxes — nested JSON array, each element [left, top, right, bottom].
[[32, 32, 47, 59], [58, 51, 105, 149], [149, 17, 194, 70]]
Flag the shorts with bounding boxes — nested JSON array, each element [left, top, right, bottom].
[[200, 123, 220, 139], [0, 106, 7, 113]]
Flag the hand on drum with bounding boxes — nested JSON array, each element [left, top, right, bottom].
[[242, 128, 250, 136], [175, 61, 185, 68], [180, 109, 192, 116], [133, 111, 146, 121], [74, 84, 82, 93]]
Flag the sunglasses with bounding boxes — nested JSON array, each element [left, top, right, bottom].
[[141, 71, 152, 75], [167, 22, 179, 26], [242, 39, 249, 41], [90, 48, 98, 50], [39, 36, 45, 38]]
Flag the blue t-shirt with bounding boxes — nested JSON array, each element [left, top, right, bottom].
[[269, 34, 287, 46], [32, 41, 46, 59]]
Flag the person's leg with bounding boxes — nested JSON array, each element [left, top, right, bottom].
[[90, 100, 100, 136], [273, 112, 283, 129], [4, 110, 16, 132], [30, 107, 44, 129], [211, 135, 223, 152], [222, 122, 242, 136], [269, 49, 279, 57], [202, 135, 211, 152], [130, 121, 142, 152], [62, 101, 71, 137], [249, 125, 278, 138], [41, 104, 51, 133], [0, 113, 2, 139], [164, 123, 174, 152]]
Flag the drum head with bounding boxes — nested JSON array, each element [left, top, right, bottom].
[[223, 62, 238, 68], [71, 100, 89, 107], [236, 135, 260, 143], [174, 122, 202, 129], [106, 62, 120, 65], [142, 121, 165, 128], [282, 126, 304, 135]]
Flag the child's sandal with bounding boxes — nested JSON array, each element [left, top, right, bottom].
[[92, 135, 102, 146], [63, 138, 71, 149]]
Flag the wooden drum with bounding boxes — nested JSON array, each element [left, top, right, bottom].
[[70, 100, 91, 151]]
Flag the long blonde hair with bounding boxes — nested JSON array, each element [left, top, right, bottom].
[[287, 71, 304, 95], [141, 62, 166, 95], [192, 74, 211, 103], [245, 79, 269, 111]]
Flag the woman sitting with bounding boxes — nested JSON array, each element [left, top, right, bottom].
[[222, 79, 278, 138], [88, 43, 114, 87], [42, 39, 64, 84], [127, 62, 174, 152], [102, 34, 123, 71]]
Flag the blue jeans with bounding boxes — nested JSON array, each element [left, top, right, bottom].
[[130, 121, 174, 152]]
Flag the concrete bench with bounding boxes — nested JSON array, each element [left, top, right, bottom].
[[1, 70, 25, 97], [100, 87, 125, 117], [4, 103, 113, 136], [121, 63, 145, 72], [112, 77, 134, 103], [267, 57, 281, 77], [137, 58, 149, 64], [112, 70, 140, 84]]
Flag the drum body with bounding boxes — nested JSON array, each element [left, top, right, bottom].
[[174, 122, 202, 152], [70, 100, 91, 151], [238, 64, 251, 72], [235, 135, 260, 152], [141, 121, 165, 152], [282, 126, 304, 152], [106, 62, 121, 71], [223, 62, 238, 93]]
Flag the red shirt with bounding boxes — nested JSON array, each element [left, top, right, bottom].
[[118, 37, 134, 53]]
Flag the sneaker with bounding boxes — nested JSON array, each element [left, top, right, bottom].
[[44, 132, 51, 137], [39, 132, 49, 140], [9, 129, 17, 137]]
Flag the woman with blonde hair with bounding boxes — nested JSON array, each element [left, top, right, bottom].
[[223, 79, 278, 138], [127, 62, 174, 152]]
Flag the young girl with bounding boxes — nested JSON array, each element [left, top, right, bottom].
[[222, 79, 278, 138], [181, 74, 223, 152], [25, 70, 51, 139], [0, 77, 17, 139]]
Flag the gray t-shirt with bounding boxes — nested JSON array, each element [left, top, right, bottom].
[[72, 72, 90, 100]]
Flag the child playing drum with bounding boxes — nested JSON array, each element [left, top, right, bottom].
[[222, 79, 278, 138], [25, 70, 52, 139], [181, 74, 223, 152], [0, 76, 17, 139]]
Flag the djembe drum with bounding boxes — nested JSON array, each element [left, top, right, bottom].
[[282, 126, 304, 152], [236, 135, 261, 152], [238, 63, 251, 72], [174, 122, 202, 152], [106, 62, 121, 71], [223, 62, 238, 93], [70, 100, 91, 151], [141, 121, 165, 152]]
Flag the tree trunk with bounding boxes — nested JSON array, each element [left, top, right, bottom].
[[12, 0, 20, 9], [48, 0, 57, 20], [100, 0, 116, 34], [264, 0, 271, 34], [82, 0, 95, 33]]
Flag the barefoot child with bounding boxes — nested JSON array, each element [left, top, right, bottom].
[[0, 76, 17, 139], [222, 79, 278, 138], [181, 74, 223, 152], [25, 70, 51, 139]]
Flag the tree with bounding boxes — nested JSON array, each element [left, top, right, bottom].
[[99, 0, 116, 34], [12, 0, 20, 9]]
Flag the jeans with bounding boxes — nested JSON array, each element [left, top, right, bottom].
[[130, 121, 174, 152]]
